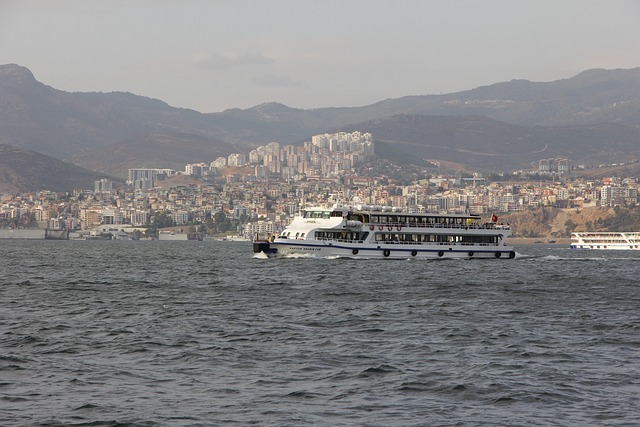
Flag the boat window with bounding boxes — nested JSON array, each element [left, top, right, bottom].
[[315, 231, 369, 241], [347, 213, 366, 222], [304, 211, 325, 218]]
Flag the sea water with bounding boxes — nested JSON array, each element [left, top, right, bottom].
[[1, 240, 639, 426]]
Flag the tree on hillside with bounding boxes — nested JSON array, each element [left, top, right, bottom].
[[213, 211, 233, 233], [564, 219, 578, 234], [152, 212, 175, 229], [602, 206, 640, 231]]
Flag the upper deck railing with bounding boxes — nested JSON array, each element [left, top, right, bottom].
[[364, 221, 510, 231]]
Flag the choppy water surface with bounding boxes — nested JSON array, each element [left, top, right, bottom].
[[1, 240, 639, 426]]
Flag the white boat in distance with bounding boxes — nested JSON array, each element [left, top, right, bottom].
[[253, 204, 515, 259], [570, 232, 640, 250]]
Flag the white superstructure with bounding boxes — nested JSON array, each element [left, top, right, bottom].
[[570, 232, 640, 250], [253, 204, 515, 259]]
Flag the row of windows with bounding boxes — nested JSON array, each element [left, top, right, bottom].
[[283, 230, 369, 240], [582, 239, 637, 244], [312, 230, 499, 244], [315, 231, 369, 241], [345, 213, 479, 227], [303, 210, 482, 227], [303, 210, 335, 219], [374, 233, 498, 244], [368, 215, 477, 226]]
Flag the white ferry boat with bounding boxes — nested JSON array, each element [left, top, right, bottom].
[[570, 232, 640, 250], [253, 204, 515, 259]]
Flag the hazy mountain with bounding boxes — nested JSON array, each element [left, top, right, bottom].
[[0, 64, 247, 166], [72, 132, 242, 175], [342, 115, 640, 170], [0, 144, 118, 193], [2, 63, 640, 180], [366, 68, 640, 128]]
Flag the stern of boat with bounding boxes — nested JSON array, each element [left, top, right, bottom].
[[252, 232, 279, 256], [253, 240, 278, 255]]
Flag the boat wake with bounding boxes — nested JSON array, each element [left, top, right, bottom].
[[282, 253, 316, 259], [511, 251, 529, 259], [521, 254, 640, 262]]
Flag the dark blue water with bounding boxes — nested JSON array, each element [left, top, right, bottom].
[[1, 240, 639, 426]]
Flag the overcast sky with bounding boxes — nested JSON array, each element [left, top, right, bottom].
[[1, 0, 639, 113]]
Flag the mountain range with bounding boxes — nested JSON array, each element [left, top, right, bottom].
[[0, 144, 110, 193], [2, 63, 640, 191]]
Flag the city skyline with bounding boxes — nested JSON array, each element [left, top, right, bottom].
[[2, 128, 638, 240]]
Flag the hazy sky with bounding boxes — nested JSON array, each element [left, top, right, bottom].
[[2, 0, 639, 113]]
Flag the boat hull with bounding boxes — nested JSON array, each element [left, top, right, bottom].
[[259, 240, 515, 259]]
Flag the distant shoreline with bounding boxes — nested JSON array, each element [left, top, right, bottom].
[[508, 237, 571, 245]]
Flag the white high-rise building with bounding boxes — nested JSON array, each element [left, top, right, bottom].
[[95, 179, 113, 193], [228, 153, 246, 167]]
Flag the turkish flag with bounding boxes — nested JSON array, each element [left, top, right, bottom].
[[491, 214, 498, 223]]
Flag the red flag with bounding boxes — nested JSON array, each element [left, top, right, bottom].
[[491, 214, 498, 223]]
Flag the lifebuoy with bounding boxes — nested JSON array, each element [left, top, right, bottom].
[[383, 249, 390, 257], [397, 225, 402, 231], [438, 251, 444, 258], [369, 224, 375, 231], [378, 225, 383, 231], [387, 225, 393, 231], [411, 250, 417, 257], [352, 249, 359, 255]]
